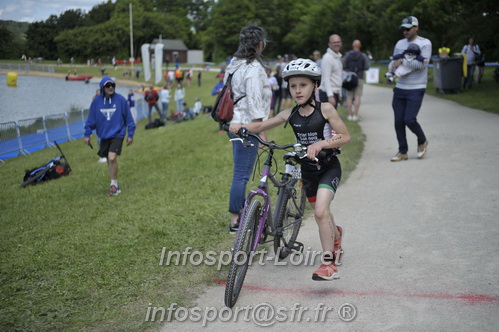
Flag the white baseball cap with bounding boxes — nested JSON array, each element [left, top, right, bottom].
[[400, 16, 419, 29]]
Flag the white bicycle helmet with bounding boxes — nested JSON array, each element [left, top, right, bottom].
[[282, 58, 322, 82]]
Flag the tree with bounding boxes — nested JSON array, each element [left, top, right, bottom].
[[25, 16, 59, 59], [58, 9, 85, 30], [84, 0, 116, 26], [55, 0, 191, 62], [0, 26, 15, 59]]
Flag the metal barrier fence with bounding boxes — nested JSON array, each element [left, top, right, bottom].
[[1, 99, 148, 162], [0, 63, 55, 74]]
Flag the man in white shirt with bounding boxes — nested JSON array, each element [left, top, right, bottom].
[[461, 38, 481, 89], [390, 16, 431, 162], [318, 34, 343, 108]]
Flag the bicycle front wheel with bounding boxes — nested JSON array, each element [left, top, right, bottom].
[[273, 179, 306, 259], [19, 167, 50, 188], [224, 199, 261, 308]]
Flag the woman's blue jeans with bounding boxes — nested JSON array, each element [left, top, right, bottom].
[[463, 64, 476, 89], [161, 102, 169, 119], [227, 132, 259, 214], [176, 99, 183, 113]]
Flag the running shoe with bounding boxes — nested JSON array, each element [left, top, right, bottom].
[[229, 212, 242, 234], [229, 222, 240, 234], [417, 140, 428, 159], [108, 185, 121, 196], [312, 262, 340, 281], [98, 157, 107, 163], [390, 153, 408, 162]]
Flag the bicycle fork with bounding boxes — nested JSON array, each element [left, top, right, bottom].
[[233, 167, 273, 252]]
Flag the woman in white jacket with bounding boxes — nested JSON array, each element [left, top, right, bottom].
[[226, 23, 272, 233], [174, 82, 185, 114]]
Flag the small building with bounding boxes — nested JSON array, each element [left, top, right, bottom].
[[151, 39, 188, 65]]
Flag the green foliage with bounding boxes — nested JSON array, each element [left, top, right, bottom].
[[57, 9, 85, 30], [0, 26, 15, 58], [84, 0, 116, 26], [202, 0, 256, 61], [25, 19, 59, 59], [0, 20, 29, 40], [55, 0, 191, 62]]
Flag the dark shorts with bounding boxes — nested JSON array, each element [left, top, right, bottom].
[[98, 137, 124, 158], [301, 156, 342, 203], [318, 89, 339, 108]]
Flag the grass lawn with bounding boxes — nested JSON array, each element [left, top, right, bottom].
[[0, 64, 364, 331], [372, 64, 499, 114]]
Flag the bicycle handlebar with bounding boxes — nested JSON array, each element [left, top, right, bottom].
[[222, 123, 326, 160]]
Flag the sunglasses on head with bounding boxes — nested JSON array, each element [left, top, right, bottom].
[[104, 83, 115, 88]]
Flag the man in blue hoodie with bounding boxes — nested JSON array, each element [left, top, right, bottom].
[[84, 76, 136, 196]]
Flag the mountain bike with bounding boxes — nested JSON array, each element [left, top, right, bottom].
[[224, 126, 314, 308]]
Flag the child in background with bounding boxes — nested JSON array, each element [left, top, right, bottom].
[[192, 97, 203, 117], [127, 89, 137, 123], [386, 43, 429, 81], [159, 85, 171, 121]]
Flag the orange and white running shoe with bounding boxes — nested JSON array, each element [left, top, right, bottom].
[[312, 262, 340, 281]]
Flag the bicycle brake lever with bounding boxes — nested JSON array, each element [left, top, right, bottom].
[[229, 138, 244, 143], [296, 151, 307, 159], [229, 138, 255, 147]]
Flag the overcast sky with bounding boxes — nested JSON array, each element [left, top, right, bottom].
[[0, 0, 113, 23]]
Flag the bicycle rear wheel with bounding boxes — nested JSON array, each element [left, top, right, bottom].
[[273, 179, 306, 259], [224, 199, 261, 308], [19, 167, 51, 188]]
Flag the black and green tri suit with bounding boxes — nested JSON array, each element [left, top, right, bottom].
[[288, 102, 342, 203]]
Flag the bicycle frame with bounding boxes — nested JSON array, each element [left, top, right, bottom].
[[235, 147, 276, 252]]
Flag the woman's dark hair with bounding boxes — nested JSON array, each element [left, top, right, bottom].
[[233, 23, 267, 65]]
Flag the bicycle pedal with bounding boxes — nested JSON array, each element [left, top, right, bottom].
[[259, 227, 269, 244], [289, 240, 304, 253], [259, 233, 267, 244]]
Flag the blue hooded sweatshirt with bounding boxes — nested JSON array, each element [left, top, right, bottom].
[[84, 76, 136, 139]]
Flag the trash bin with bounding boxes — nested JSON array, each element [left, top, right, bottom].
[[433, 57, 463, 94]]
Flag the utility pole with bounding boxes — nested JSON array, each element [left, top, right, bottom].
[[129, 3, 134, 72]]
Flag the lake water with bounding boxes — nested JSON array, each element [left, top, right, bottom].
[[0, 75, 134, 123]]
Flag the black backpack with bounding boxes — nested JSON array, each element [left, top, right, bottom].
[[145, 118, 165, 129], [342, 72, 358, 90]]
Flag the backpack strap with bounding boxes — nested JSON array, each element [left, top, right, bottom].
[[227, 69, 246, 105]]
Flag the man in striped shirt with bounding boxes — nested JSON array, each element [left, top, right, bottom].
[[390, 16, 431, 162]]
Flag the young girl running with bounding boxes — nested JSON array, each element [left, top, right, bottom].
[[229, 58, 350, 280]]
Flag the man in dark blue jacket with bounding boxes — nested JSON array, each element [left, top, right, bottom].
[[84, 76, 136, 196]]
